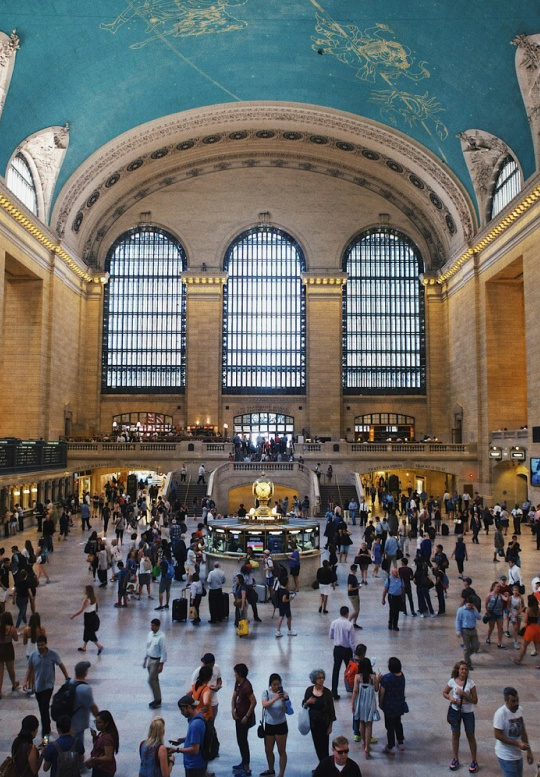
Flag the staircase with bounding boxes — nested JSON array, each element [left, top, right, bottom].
[[319, 484, 359, 515], [169, 476, 208, 515]]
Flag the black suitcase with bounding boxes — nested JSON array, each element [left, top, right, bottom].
[[174, 563, 185, 582], [172, 596, 188, 622], [441, 523, 449, 536], [221, 592, 230, 619]]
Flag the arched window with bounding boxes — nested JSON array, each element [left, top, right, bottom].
[[222, 227, 306, 393], [6, 153, 38, 215], [101, 227, 187, 393], [491, 156, 521, 219], [342, 228, 426, 394]]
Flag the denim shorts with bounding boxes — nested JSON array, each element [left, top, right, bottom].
[[451, 710, 475, 735]]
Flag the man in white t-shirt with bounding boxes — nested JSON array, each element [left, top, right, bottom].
[[493, 686, 534, 776]]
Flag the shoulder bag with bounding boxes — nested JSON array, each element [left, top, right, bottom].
[[447, 680, 466, 726]]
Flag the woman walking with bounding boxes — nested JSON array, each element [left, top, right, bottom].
[[14, 568, 34, 628], [484, 581, 508, 649], [379, 656, 407, 755], [451, 536, 468, 578], [87, 709, 119, 776], [511, 594, 540, 665], [302, 669, 336, 762], [22, 612, 46, 662], [508, 585, 525, 649], [355, 543, 371, 585], [442, 661, 478, 772], [70, 584, 103, 654], [316, 560, 333, 614], [35, 539, 50, 584], [0, 611, 19, 698], [261, 673, 290, 777], [351, 653, 379, 759]]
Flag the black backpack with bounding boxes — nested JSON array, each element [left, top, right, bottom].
[[54, 740, 80, 777], [201, 720, 219, 762], [50, 681, 84, 722]]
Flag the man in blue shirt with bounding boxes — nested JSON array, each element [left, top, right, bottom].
[[382, 568, 405, 631], [175, 694, 208, 777], [43, 715, 85, 776], [25, 636, 70, 740], [455, 596, 481, 669]]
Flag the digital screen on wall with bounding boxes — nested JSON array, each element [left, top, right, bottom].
[[531, 458, 540, 486]]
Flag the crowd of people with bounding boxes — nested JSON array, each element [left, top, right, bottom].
[[0, 482, 539, 776]]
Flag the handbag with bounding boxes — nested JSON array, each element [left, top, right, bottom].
[[483, 594, 500, 623], [447, 680, 466, 725], [370, 684, 381, 722], [237, 618, 249, 637], [402, 699, 409, 714], [298, 704, 311, 735]]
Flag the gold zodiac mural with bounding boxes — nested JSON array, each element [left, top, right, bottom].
[[100, 0, 249, 98], [309, 0, 448, 142]]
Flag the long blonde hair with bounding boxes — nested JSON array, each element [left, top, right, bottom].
[[145, 716, 165, 747]]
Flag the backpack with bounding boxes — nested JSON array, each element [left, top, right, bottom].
[[54, 740, 80, 777], [162, 559, 174, 580], [0, 755, 16, 777], [201, 720, 219, 762], [344, 659, 359, 692], [50, 680, 84, 722], [468, 591, 482, 612]]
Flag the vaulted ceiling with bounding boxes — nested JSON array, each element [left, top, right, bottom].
[[1, 0, 539, 265]]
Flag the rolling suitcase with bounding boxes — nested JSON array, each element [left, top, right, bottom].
[[221, 591, 230, 619], [254, 583, 268, 603], [172, 590, 188, 622]]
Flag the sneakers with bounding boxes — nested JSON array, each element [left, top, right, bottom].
[[485, 638, 491, 644], [450, 758, 460, 771], [504, 630, 511, 637], [275, 631, 283, 638], [469, 761, 479, 773], [370, 737, 378, 744], [418, 613, 425, 618], [353, 735, 361, 742], [382, 746, 395, 755], [232, 764, 244, 772], [398, 743, 405, 751], [287, 631, 297, 636]]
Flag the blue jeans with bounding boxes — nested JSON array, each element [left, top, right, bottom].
[[497, 757, 523, 777], [16, 595, 29, 627]]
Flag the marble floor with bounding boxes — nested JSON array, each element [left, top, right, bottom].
[[1, 515, 539, 776]]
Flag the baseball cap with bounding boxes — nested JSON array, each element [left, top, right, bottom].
[[201, 653, 215, 664], [75, 661, 91, 676], [499, 575, 507, 581], [263, 549, 270, 554], [463, 577, 472, 584], [177, 695, 197, 708]]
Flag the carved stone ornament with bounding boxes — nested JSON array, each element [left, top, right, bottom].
[[52, 103, 476, 255], [457, 129, 510, 226], [512, 33, 540, 167], [18, 125, 70, 224], [0, 29, 19, 117]]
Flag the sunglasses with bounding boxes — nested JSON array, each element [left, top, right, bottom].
[[334, 749, 349, 755]]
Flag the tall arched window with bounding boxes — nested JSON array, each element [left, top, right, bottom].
[[342, 228, 426, 394], [101, 227, 187, 393], [491, 156, 521, 219], [222, 227, 306, 393], [6, 153, 38, 215]]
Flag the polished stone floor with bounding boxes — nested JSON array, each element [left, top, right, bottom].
[[1, 515, 539, 776]]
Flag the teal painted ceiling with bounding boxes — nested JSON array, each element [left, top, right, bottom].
[[1, 0, 539, 207]]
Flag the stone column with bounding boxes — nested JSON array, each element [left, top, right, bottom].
[[182, 271, 227, 429], [422, 274, 448, 438], [302, 272, 347, 440]]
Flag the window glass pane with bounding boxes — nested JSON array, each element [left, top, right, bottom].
[[222, 228, 306, 394], [491, 156, 521, 218], [342, 228, 426, 394], [6, 154, 38, 215], [102, 227, 187, 393]]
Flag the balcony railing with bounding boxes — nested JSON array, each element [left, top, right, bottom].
[[0, 439, 68, 475]]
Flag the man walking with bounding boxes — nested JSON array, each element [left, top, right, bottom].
[[313, 735, 362, 777], [24, 636, 70, 741], [143, 618, 167, 708], [70, 661, 99, 747], [329, 606, 356, 699], [197, 464, 206, 484], [493, 686, 534, 776], [456, 595, 481, 669], [381, 567, 405, 632]]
